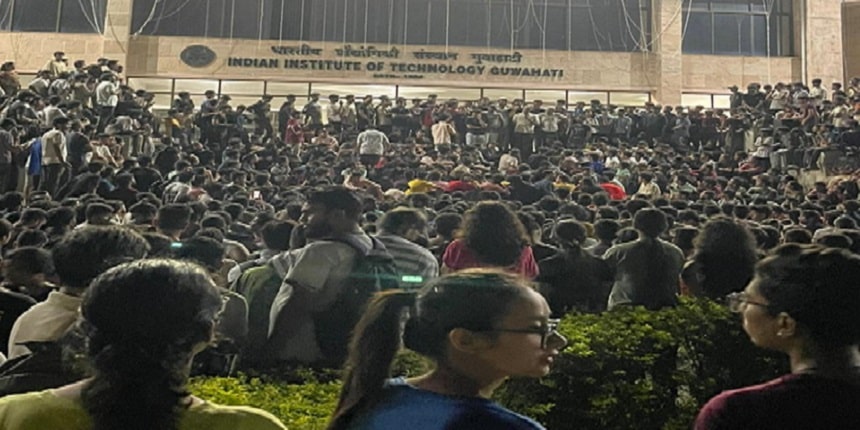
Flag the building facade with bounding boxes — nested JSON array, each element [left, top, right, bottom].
[[0, 0, 852, 109]]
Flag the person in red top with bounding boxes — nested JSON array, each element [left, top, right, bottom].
[[283, 111, 304, 149], [695, 244, 860, 430], [599, 181, 627, 201], [444, 174, 479, 193], [442, 201, 538, 279]]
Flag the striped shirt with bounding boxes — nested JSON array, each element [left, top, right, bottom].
[[376, 234, 439, 288]]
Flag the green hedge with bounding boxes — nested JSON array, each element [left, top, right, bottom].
[[496, 298, 787, 430], [191, 298, 786, 430]]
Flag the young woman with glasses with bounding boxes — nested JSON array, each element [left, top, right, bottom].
[[327, 269, 567, 430], [696, 244, 860, 429]]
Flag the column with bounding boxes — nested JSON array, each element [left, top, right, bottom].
[[804, 0, 845, 85], [103, 0, 133, 61], [654, 0, 684, 106]]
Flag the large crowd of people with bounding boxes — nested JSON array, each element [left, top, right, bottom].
[[0, 51, 858, 429]]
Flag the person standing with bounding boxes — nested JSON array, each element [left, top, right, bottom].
[[465, 109, 488, 147], [357, 127, 390, 170], [0, 119, 17, 193], [95, 73, 118, 133], [39, 117, 69, 197]]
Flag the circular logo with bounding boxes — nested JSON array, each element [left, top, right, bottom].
[[180, 45, 217, 68]]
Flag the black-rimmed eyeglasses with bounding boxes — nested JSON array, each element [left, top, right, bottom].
[[480, 319, 564, 349], [725, 292, 770, 313]]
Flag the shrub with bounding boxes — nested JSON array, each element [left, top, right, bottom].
[[192, 299, 786, 430], [189, 375, 340, 430], [496, 298, 787, 430]]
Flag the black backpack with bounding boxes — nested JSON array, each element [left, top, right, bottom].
[[0, 342, 82, 398], [313, 235, 400, 365]]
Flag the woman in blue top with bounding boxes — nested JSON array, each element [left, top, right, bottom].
[[328, 269, 567, 430]]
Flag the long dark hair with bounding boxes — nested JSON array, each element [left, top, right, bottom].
[[327, 270, 532, 430], [80, 259, 223, 430], [460, 201, 530, 267], [630, 208, 674, 309]]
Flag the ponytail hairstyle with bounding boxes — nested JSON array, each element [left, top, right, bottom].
[[630, 208, 673, 309], [80, 259, 223, 430], [328, 269, 532, 430]]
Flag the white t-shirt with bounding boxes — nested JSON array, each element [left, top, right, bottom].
[[267, 234, 371, 362], [358, 129, 389, 155], [8, 292, 82, 359], [95, 81, 118, 107]]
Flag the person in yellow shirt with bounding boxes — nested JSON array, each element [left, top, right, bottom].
[[406, 173, 441, 195], [0, 259, 286, 430]]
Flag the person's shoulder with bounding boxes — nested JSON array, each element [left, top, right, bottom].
[[192, 402, 287, 430], [455, 402, 546, 430]]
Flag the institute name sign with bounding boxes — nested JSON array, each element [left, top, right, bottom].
[[214, 44, 565, 81]]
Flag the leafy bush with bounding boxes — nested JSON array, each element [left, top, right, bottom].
[[496, 298, 787, 430], [189, 375, 340, 430], [191, 299, 786, 430]]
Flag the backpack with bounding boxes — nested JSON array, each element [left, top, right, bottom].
[[0, 342, 82, 397], [313, 235, 400, 365]]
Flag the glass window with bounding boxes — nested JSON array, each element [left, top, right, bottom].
[[131, 0, 650, 53], [483, 88, 524, 101], [713, 94, 732, 109], [59, 0, 107, 33], [7, 0, 105, 33], [610, 92, 650, 106], [525, 90, 567, 104], [569, 91, 608, 104], [0, 0, 11, 30], [12, 0, 59, 32], [128, 78, 173, 93], [150, 93, 173, 111], [682, 0, 793, 56], [266, 82, 309, 97], [682, 94, 713, 108], [221, 80, 265, 95], [311, 83, 396, 98], [397, 86, 480, 101], [174, 79, 219, 95]]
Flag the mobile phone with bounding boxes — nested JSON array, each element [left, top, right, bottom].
[[251, 190, 262, 200]]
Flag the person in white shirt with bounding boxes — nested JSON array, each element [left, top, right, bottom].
[[809, 79, 828, 108], [325, 95, 344, 133], [41, 51, 69, 79], [40, 96, 67, 129], [95, 73, 119, 133], [357, 127, 390, 169], [8, 226, 149, 359], [498, 148, 520, 174], [431, 116, 456, 147]]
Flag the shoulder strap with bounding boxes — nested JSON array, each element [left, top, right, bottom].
[[326, 234, 384, 257]]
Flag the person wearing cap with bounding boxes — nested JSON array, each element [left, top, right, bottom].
[[41, 52, 68, 80]]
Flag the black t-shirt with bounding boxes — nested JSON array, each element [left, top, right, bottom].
[[132, 166, 163, 193], [466, 116, 486, 135], [0, 288, 36, 355]]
